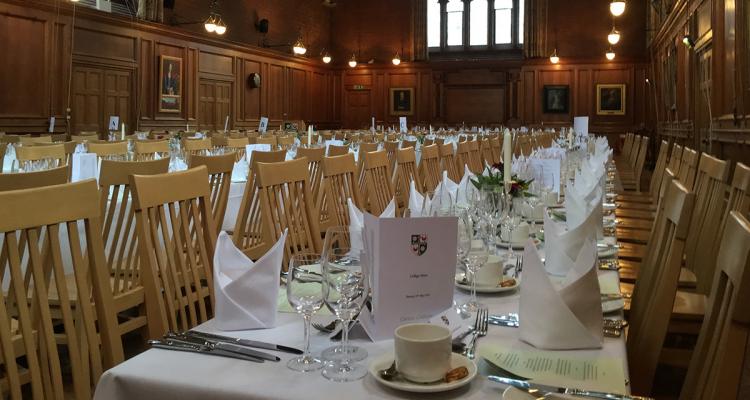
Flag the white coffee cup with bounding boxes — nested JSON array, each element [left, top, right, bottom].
[[394, 323, 452, 383], [474, 255, 503, 286]]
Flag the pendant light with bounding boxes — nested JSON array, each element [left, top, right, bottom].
[[607, 26, 621, 45], [610, 1, 626, 17], [348, 54, 358, 68], [204, 1, 226, 35], [292, 36, 307, 55], [321, 50, 332, 64], [549, 48, 559, 64], [606, 47, 616, 61], [392, 53, 401, 66]]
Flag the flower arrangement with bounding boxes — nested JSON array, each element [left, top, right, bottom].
[[470, 163, 533, 198]]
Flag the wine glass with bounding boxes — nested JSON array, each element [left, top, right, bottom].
[[321, 227, 370, 382], [461, 233, 489, 313], [481, 187, 504, 253], [286, 253, 325, 372], [502, 191, 522, 265]]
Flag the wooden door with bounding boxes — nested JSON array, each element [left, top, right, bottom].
[[344, 90, 371, 129], [199, 79, 232, 131], [71, 65, 132, 135]]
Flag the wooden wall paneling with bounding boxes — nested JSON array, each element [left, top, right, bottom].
[[71, 66, 103, 133], [577, 68, 591, 118], [537, 67, 574, 124], [268, 64, 285, 122], [139, 38, 153, 123], [289, 68, 306, 120], [241, 59, 262, 123]]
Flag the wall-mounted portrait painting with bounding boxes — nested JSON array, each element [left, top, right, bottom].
[[159, 55, 182, 113], [390, 88, 414, 116], [596, 84, 626, 115], [542, 85, 569, 114]]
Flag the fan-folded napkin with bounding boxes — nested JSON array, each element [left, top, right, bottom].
[[213, 230, 288, 331], [543, 207, 599, 276], [519, 239, 603, 350], [348, 198, 395, 255]]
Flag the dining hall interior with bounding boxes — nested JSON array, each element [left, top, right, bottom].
[[0, 0, 749, 399]]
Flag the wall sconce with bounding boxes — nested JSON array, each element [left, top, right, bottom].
[[204, 1, 226, 35], [348, 54, 357, 68], [321, 50, 332, 64], [606, 47, 616, 60], [610, 1, 625, 17], [549, 48, 559, 64], [682, 34, 695, 49], [392, 53, 401, 66], [292, 37, 307, 55]]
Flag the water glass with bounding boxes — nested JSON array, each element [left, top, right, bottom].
[[287, 253, 325, 372]]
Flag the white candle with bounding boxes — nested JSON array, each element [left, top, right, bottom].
[[503, 129, 512, 183], [121, 123, 125, 140], [307, 125, 312, 146]]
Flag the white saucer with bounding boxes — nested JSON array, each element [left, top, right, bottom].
[[502, 386, 537, 400], [602, 298, 625, 313], [497, 238, 541, 250], [369, 352, 477, 393], [455, 273, 520, 293]]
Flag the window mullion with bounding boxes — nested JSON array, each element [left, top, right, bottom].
[[463, 0, 471, 49], [488, 0, 495, 49], [439, 0, 448, 50], [512, 0, 519, 47]]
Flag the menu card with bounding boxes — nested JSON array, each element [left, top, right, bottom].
[[399, 117, 408, 133], [108, 116, 120, 131], [480, 343, 627, 393], [359, 214, 457, 341], [259, 117, 269, 133]]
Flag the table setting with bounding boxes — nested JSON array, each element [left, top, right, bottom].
[[92, 134, 646, 400]]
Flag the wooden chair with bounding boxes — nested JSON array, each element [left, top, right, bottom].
[[679, 211, 750, 399], [617, 139, 671, 206], [677, 147, 700, 191], [401, 139, 417, 149], [620, 136, 649, 191], [319, 153, 362, 231], [393, 147, 422, 210], [479, 138, 494, 168], [455, 141, 473, 179], [183, 137, 213, 157], [467, 140, 484, 174], [98, 158, 170, 341], [232, 150, 288, 258], [255, 158, 322, 270], [15, 143, 66, 169], [89, 140, 129, 160], [134, 140, 170, 161], [356, 142, 380, 205], [439, 143, 461, 183], [226, 136, 249, 161], [0, 142, 6, 165], [0, 179, 123, 399], [420, 144, 442, 192], [615, 133, 635, 165], [211, 133, 228, 148], [328, 144, 350, 157], [295, 147, 326, 208], [131, 166, 217, 337], [278, 135, 295, 150], [681, 153, 730, 293], [383, 140, 399, 173], [18, 135, 52, 145], [490, 136, 502, 165], [0, 134, 20, 144], [0, 165, 68, 191], [667, 143, 684, 175], [256, 136, 278, 148], [189, 153, 236, 231], [362, 150, 395, 215], [627, 179, 695, 395]]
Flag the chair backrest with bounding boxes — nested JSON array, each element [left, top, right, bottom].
[[0, 180, 123, 399], [383, 141, 399, 172], [0, 166, 68, 192], [226, 137, 248, 161], [18, 135, 52, 145], [356, 142, 380, 202], [455, 141, 472, 179], [648, 140, 671, 198], [255, 158, 322, 270], [667, 143, 684, 174], [0, 134, 20, 144], [420, 144, 442, 192], [134, 140, 169, 160], [189, 153, 236, 230], [278, 135, 295, 149], [131, 166, 217, 337], [479, 139, 493, 167], [683, 153, 730, 294], [183, 138, 213, 155], [679, 211, 750, 399], [295, 147, 326, 207], [620, 133, 635, 159], [467, 139, 484, 174], [678, 147, 699, 190], [0, 142, 5, 162], [328, 144, 350, 157], [633, 136, 650, 191], [319, 153, 361, 230], [393, 147, 422, 209], [71, 133, 99, 143], [15, 143, 66, 164], [439, 143, 461, 183], [362, 150, 395, 215], [627, 179, 695, 395], [232, 150, 288, 259], [89, 141, 129, 158], [490, 136, 502, 165], [627, 135, 642, 167], [256, 136, 278, 148], [401, 139, 417, 149]]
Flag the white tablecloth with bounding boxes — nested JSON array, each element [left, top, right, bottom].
[[93, 270, 628, 400]]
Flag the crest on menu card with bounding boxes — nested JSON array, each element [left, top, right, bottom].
[[411, 234, 428, 256]]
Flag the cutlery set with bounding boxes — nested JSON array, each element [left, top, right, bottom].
[[488, 313, 628, 338], [149, 330, 303, 363], [488, 375, 653, 400]]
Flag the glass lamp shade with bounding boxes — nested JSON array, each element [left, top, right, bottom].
[[292, 39, 307, 55], [348, 55, 357, 68], [204, 17, 217, 33], [610, 1, 625, 16], [607, 30, 620, 45], [549, 49, 559, 64], [606, 50, 616, 60], [392, 54, 401, 65], [322, 54, 332, 64], [214, 20, 227, 35]]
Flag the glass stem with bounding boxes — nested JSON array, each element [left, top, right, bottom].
[[470, 264, 478, 305], [302, 312, 312, 360], [341, 318, 351, 368]]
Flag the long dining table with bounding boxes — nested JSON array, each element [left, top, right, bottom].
[[93, 231, 630, 400]]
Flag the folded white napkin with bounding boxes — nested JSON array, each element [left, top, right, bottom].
[[456, 166, 475, 205], [408, 181, 432, 217], [348, 198, 396, 254], [245, 144, 272, 163], [169, 156, 188, 172], [519, 239, 603, 350], [71, 153, 98, 182], [543, 207, 599, 276], [213, 230, 288, 331], [231, 159, 249, 182]]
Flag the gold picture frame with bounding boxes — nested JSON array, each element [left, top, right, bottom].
[[389, 88, 414, 116], [596, 84, 626, 115], [159, 55, 182, 113]]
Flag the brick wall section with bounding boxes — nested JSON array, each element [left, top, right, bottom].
[[166, 0, 332, 55]]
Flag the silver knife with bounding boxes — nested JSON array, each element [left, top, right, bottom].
[[148, 340, 264, 363], [487, 375, 653, 400], [188, 330, 304, 354], [173, 332, 282, 362]]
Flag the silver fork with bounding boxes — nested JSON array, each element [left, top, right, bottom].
[[311, 320, 337, 333], [466, 307, 489, 359]]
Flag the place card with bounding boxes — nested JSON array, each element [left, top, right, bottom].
[[108, 116, 120, 131], [259, 116, 269, 133], [574, 116, 589, 136], [48, 116, 55, 133], [399, 117, 407, 133], [359, 214, 457, 341], [479, 343, 627, 394]]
